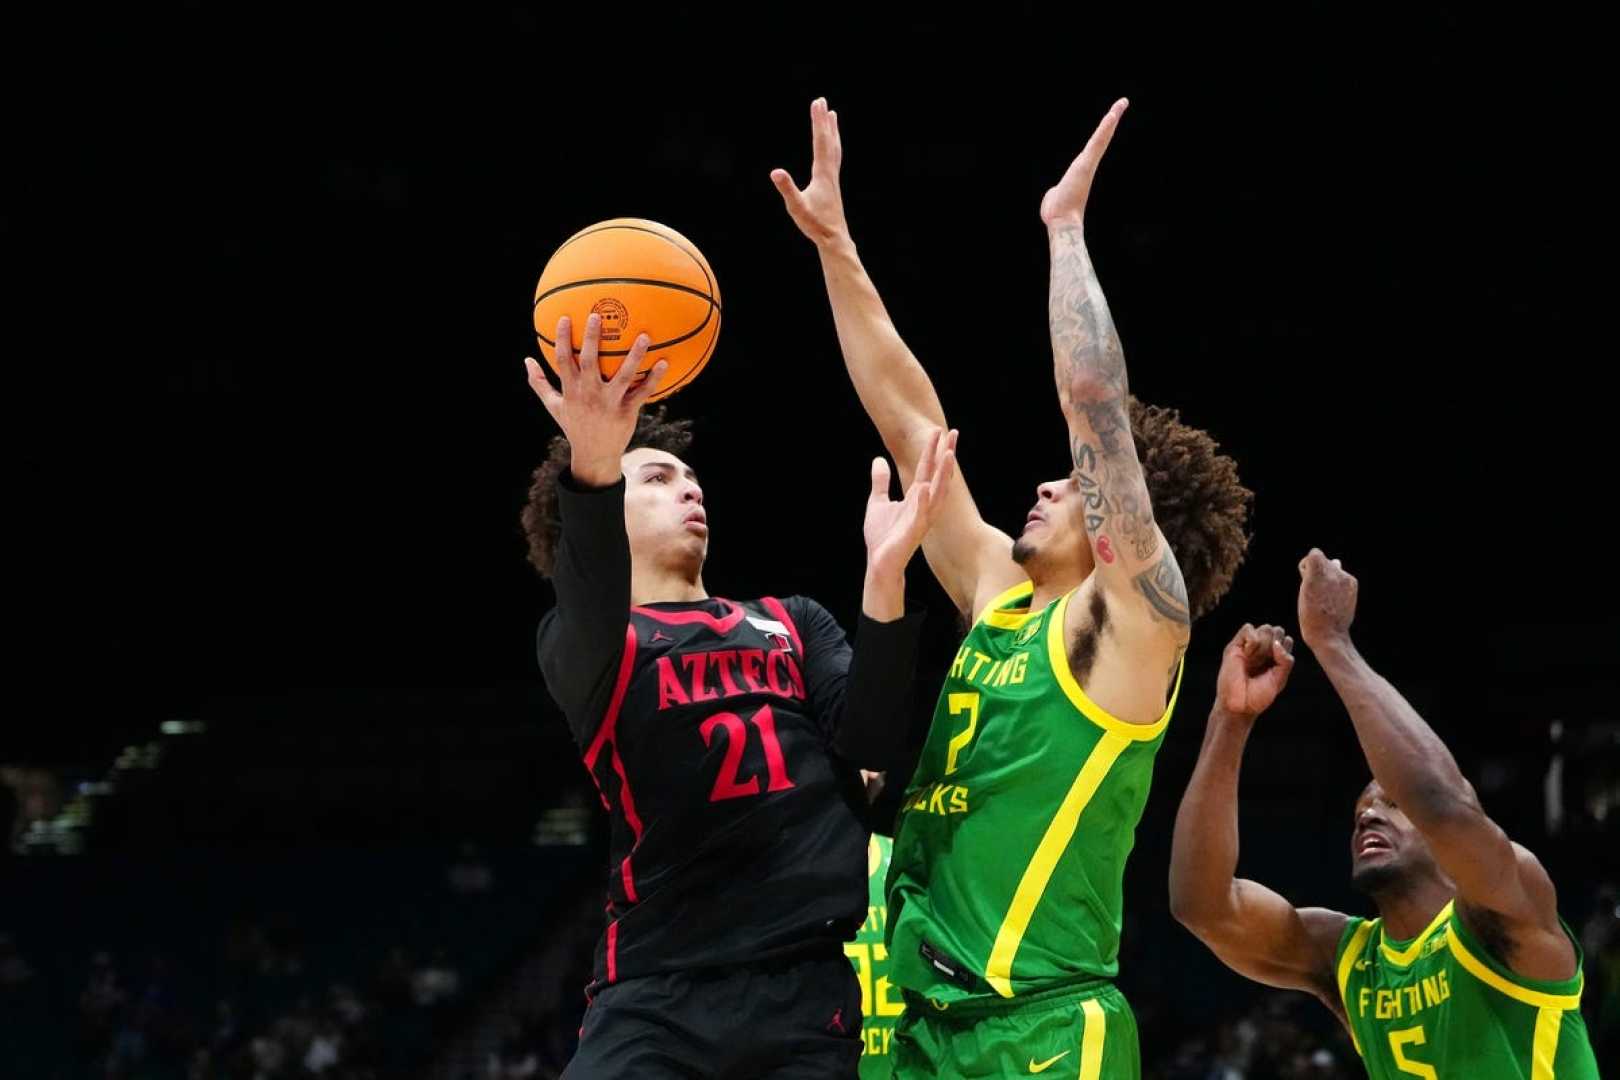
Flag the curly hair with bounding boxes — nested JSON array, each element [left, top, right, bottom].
[[1128, 397, 1252, 620], [520, 407, 695, 577]]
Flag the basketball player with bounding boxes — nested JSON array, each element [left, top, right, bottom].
[[849, 770, 903, 1078], [773, 99, 1252, 1075], [1169, 550, 1600, 1078], [520, 314, 957, 1078]]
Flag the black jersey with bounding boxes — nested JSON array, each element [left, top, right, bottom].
[[538, 473, 921, 994]]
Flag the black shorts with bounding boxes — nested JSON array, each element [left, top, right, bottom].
[[563, 949, 864, 1079]]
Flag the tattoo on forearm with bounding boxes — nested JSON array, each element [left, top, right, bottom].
[[1054, 230, 1161, 572], [1080, 400, 1129, 459], [1116, 486, 1159, 561], [1049, 230, 1127, 408], [1072, 436, 1158, 562], [1134, 549, 1191, 626]]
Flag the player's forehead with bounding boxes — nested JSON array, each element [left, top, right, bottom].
[[622, 447, 696, 479]]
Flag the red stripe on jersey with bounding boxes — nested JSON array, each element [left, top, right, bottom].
[[610, 746, 644, 843], [631, 599, 746, 634], [582, 624, 643, 896], [605, 919, 619, 983], [620, 854, 638, 903], [584, 624, 639, 773], [760, 597, 804, 656], [612, 735, 644, 902]]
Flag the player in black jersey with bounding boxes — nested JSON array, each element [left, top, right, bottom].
[[521, 314, 957, 1078]]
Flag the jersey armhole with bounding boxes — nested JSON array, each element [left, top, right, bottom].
[[1046, 590, 1178, 742], [974, 581, 1035, 627], [1333, 917, 1376, 1055], [1444, 915, 1585, 1010]]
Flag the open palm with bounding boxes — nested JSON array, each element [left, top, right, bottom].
[[864, 428, 957, 575]]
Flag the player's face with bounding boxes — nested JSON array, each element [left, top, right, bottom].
[[621, 447, 707, 569], [1349, 780, 1436, 894], [1011, 475, 1094, 579]]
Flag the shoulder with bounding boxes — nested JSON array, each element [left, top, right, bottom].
[[760, 595, 838, 629], [535, 609, 561, 652]]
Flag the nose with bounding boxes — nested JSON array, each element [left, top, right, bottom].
[[1037, 481, 1060, 503], [682, 483, 703, 505]]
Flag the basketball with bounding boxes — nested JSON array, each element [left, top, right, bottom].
[[532, 219, 722, 402]]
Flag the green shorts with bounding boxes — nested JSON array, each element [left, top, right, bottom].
[[887, 980, 1139, 1079]]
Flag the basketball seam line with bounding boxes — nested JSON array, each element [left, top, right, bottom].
[[553, 223, 717, 299], [535, 305, 719, 357], [646, 321, 719, 397], [533, 277, 723, 313]]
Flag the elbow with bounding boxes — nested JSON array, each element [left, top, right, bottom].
[[1168, 876, 1213, 934], [1169, 893, 1206, 935], [1169, 870, 1240, 940], [1405, 777, 1484, 829]]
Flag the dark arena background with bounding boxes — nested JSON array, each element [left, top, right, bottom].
[[5, 6, 1616, 1079]]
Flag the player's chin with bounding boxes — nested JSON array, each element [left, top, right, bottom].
[[1350, 852, 1404, 895], [681, 532, 709, 560]]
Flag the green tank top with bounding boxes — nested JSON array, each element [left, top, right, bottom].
[[1333, 899, 1599, 1079], [885, 582, 1181, 1003], [847, 834, 903, 1076]]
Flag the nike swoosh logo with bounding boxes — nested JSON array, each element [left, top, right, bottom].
[[1029, 1051, 1071, 1073]]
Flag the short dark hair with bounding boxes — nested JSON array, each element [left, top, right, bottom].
[[520, 407, 694, 577]]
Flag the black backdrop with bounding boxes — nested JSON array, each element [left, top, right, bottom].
[[9, 6, 1613, 857]]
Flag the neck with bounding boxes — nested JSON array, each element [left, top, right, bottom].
[[1027, 567, 1090, 614], [1373, 874, 1455, 941], [631, 563, 707, 606]]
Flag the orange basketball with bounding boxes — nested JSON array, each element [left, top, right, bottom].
[[533, 219, 721, 402]]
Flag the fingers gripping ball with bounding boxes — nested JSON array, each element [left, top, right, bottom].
[[533, 219, 722, 401]]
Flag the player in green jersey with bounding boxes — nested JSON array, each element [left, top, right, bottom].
[[848, 829, 903, 1077], [1169, 551, 1599, 1079], [774, 99, 1254, 1076]]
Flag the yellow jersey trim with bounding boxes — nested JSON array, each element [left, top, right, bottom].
[[983, 731, 1130, 997], [1046, 590, 1180, 742], [1444, 923, 1583, 1011], [1078, 997, 1106, 1080], [977, 581, 1036, 629], [1531, 1005, 1562, 1080], [1379, 900, 1455, 966], [1336, 919, 1377, 1055]]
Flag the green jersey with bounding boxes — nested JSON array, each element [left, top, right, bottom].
[[1334, 899, 1599, 1079], [847, 834, 904, 1077], [886, 582, 1181, 1004]]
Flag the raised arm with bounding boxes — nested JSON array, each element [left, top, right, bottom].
[[796, 431, 957, 770], [1296, 550, 1576, 978], [525, 317, 663, 719], [773, 98, 1019, 621], [1041, 100, 1190, 641], [1169, 624, 1349, 1010]]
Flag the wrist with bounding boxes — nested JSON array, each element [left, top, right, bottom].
[[816, 232, 859, 262], [1309, 633, 1359, 668], [1209, 704, 1259, 731], [568, 457, 622, 488], [862, 567, 905, 622]]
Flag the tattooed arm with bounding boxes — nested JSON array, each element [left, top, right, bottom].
[[1041, 100, 1191, 652]]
